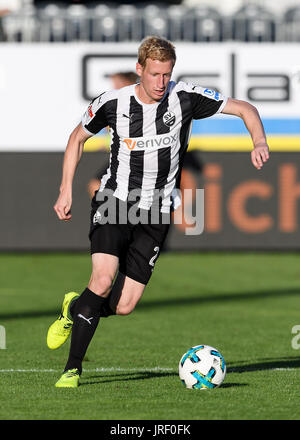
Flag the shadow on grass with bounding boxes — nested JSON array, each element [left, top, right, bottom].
[[79, 357, 300, 387], [81, 370, 177, 386], [81, 370, 247, 389], [221, 383, 248, 389], [228, 356, 300, 373], [1, 286, 300, 320]]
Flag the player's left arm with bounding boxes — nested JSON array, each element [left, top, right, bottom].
[[221, 98, 269, 170]]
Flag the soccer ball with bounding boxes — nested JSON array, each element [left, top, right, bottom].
[[179, 345, 226, 390]]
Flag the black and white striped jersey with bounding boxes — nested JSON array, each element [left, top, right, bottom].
[[82, 81, 227, 213]]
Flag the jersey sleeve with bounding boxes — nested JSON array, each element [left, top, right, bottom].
[[187, 84, 228, 120], [81, 92, 109, 135]]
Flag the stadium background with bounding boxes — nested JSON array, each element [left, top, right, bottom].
[[1, 0, 300, 250]]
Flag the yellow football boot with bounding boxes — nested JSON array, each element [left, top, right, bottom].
[[55, 369, 80, 388], [47, 291, 79, 350]]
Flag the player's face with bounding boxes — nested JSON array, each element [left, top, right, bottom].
[[136, 58, 174, 104]]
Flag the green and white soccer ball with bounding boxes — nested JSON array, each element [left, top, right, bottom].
[[179, 345, 226, 390]]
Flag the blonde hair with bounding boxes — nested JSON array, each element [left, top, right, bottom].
[[138, 36, 176, 68]]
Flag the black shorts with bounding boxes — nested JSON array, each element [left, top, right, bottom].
[[89, 193, 170, 285]]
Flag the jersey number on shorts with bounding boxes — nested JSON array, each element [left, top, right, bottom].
[[149, 246, 160, 267]]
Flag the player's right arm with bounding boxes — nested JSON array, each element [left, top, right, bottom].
[[54, 123, 92, 221], [54, 91, 112, 220]]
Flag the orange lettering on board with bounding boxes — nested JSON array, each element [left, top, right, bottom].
[[227, 180, 273, 233], [279, 164, 300, 233]]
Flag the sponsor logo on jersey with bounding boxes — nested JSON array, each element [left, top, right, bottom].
[[163, 111, 176, 127], [122, 132, 178, 151], [123, 139, 136, 150], [203, 88, 220, 101], [97, 93, 104, 104], [123, 113, 134, 122], [93, 210, 102, 224], [88, 104, 94, 118]]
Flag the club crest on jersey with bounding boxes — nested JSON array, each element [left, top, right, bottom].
[[163, 111, 176, 127]]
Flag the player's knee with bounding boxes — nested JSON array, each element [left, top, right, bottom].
[[115, 301, 135, 316], [90, 274, 113, 297]]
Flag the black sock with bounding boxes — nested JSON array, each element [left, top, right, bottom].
[[100, 299, 116, 318], [69, 297, 78, 320], [69, 295, 115, 319], [64, 288, 106, 374]]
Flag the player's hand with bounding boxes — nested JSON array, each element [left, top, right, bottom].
[[251, 143, 270, 170], [54, 190, 72, 221]]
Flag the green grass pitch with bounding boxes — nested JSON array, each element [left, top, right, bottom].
[[0, 251, 300, 420]]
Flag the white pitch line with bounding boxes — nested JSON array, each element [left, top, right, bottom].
[[230, 367, 297, 372], [267, 367, 297, 371], [0, 367, 175, 373], [0, 367, 297, 373]]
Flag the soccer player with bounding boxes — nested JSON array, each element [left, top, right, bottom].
[[47, 36, 269, 387]]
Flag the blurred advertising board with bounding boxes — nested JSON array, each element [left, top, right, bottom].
[[0, 151, 300, 250], [168, 152, 300, 250], [0, 43, 299, 152]]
